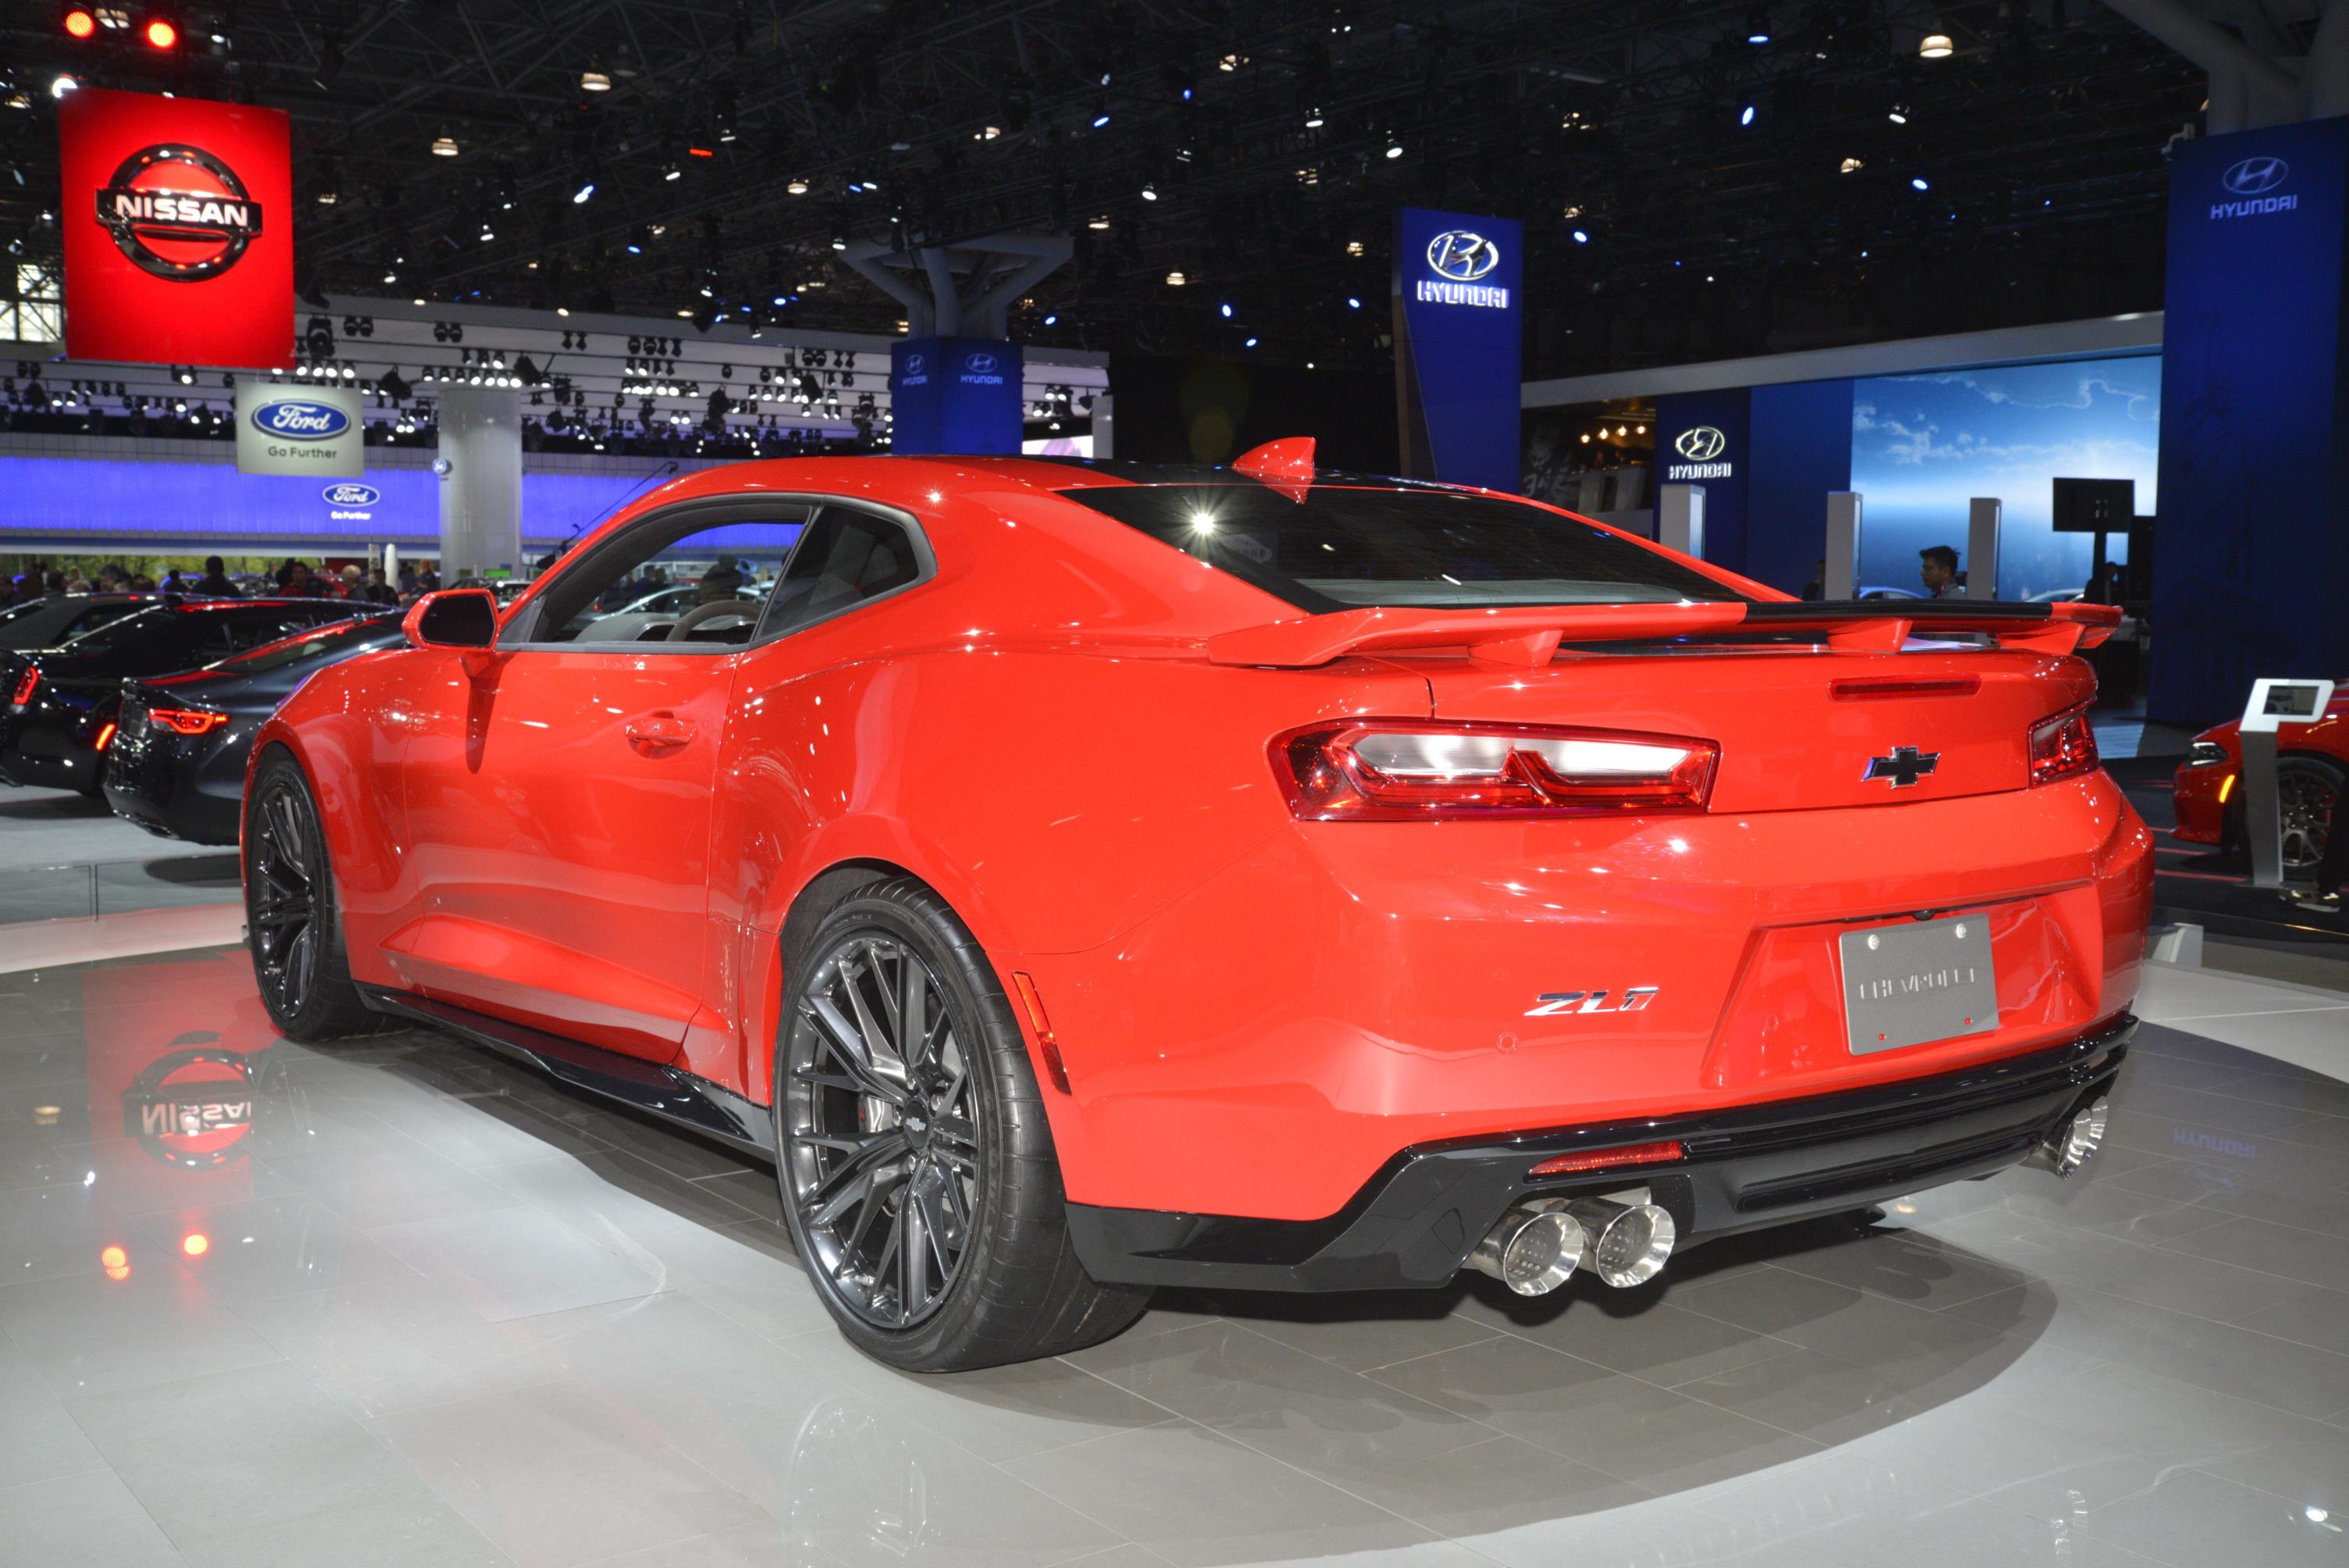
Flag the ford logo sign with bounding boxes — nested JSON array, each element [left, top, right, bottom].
[[965, 351, 999, 374], [1674, 426, 1728, 461], [252, 400, 351, 441], [323, 482, 379, 506], [904, 352, 926, 377], [1426, 230, 1499, 283], [2221, 155, 2288, 197]]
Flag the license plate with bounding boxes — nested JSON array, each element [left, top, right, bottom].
[[1838, 914, 2000, 1055]]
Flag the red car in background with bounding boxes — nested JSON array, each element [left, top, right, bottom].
[[2173, 690, 2346, 873], [243, 446, 2149, 1370]]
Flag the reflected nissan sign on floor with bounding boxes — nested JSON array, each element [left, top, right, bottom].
[[59, 87, 292, 368], [236, 381, 363, 477]]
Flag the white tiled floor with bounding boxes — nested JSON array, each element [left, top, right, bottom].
[[0, 941, 2343, 1566]]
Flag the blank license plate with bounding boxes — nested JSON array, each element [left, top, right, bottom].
[[1839, 914, 2001, 1055]]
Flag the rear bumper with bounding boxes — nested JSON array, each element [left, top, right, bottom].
[[1066, 1015, 2130, 1292], [102, 728, 244, 845]]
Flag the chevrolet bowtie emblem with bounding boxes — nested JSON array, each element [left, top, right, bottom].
[[1863, 746, 1941, 788]]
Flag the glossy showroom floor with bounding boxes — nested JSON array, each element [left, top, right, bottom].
[[0, 950, 2344, 1568]]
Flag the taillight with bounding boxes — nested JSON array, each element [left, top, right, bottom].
[[2029, 705, 2099, 786], [1528, 1139, 1686, 1179], [92, 722, 117, 751], [148, 707, 229, 736], [10, 667, 37, 707], [1273, 721, 1718, 821]]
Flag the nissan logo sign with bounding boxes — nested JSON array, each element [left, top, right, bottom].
[[251, 400, 351, 441], [95, 144, 266, 282], [1426, 230, 1499, 283], [1674, 426, 1728, 461], [323, 482, 379, 506], [964, 351, 999, 374], [2221, 156, 2288, 197]]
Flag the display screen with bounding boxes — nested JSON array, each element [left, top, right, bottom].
[[2262, 685, 2326, 718]]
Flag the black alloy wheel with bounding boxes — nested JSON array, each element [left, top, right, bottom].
[[783, 932, 978, 1330], [2277, 758, 2342, 874], [242, 750, 385, 1041], [775, 876, 1148, 1370]]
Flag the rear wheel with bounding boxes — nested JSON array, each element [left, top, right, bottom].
[[774, 877, 1148, 1370], [244, 750, 385, 1041], [2277, 757, 2343, 875]]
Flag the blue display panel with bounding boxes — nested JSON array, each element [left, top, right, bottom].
[[1651, 389, 1752, 572], [2148, 117, 2349, 725], [1746, 380, 1855, 595], [0, 458, 661, 548], [890, 337, 1024, 454], [1393, 208, 1523, 492], [1848, 358, 2158, 601]]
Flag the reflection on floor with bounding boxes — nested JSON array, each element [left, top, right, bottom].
[[0, 947, 2343, 1567]]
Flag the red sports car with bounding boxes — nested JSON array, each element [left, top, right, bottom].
[[243, 444, 2148, 1370], [2173, 692, 2345, 873]]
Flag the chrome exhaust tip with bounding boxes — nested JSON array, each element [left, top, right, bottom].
[[2029, 1095, 2112, 1178], [1468, 1207, 1586, 1296], [1563, 1197, 1677, 1288]]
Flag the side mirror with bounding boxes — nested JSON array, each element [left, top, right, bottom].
[[403, 588, 499, 650]]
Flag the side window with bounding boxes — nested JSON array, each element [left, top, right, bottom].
[[530, 516, 805, 647], [762, 511, 923, 639]]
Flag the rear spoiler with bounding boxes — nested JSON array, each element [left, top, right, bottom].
[[1203, 599, 2123, 668]]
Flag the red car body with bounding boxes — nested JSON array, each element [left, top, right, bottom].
[[2173, 693, 2347, 870], [248, 452, 2148, 1359]]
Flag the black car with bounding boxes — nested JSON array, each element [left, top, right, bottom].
[[105, 614, 409, 843], [0, 593, 183, 651], [0, 600, 386, 795]]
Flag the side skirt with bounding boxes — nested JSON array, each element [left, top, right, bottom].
[[357, 985, 776, 1159]]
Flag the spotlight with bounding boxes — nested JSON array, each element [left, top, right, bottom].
[[1087, 215, 1111, 230], [1346, 296, 1361, 308], [1244, 337, 1258, 347], [1165, 269, 1186, 285], [143, 13, 176, 48], [51, 74, 78, 98], [1887, 102, 1912, 124], [572, 180, 595, 204], [1746, 8, 1771, 43], [662, 162, 681, 181], [1571, 228, 1589, 244], [1384, 137, 1403, 159], [62, 8, 95, 39], [1739, 104, 1756, 126], [579, 68, 610, 91], [1140, 182, 1157, 201], [1305, 106, 1324, 127], [1840, 156, 1865, 173], [626, 225, 648, 254], [1219, 301, 1232, 318], [1042, 312, 1057, 326], [1911, 174, 1930, 190], [432, 134, 458, 157], [786, 176, 809, 195], [1091, 107, 1111, 129], [1919, 31, 1953, 57], [830, 216, 849, 250]]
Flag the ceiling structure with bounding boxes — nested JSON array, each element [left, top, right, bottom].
[[0, 1, 2230, 381]]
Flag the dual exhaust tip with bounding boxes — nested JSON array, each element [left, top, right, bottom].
[[1474, 1094, 2113, 1299], [1467, 1196, 1677, 1297]]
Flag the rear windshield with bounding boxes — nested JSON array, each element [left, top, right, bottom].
[[214, 615, 398, 674], [1060, 483, 1745, 612]]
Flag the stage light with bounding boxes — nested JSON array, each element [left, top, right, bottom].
[[1165, 269, 1186, 285], [52, 73, 79, 97], [626, 226, 648, 254], [1841, 156, 1865, 173], [1042, 312, 1057, 325], [580, 68, 610, 91], [572, 180, 594, 203], [1219, 301, 1232, 318], [1140, 182, 1157, 201], [1571, 229, 1589, 244], [144, 14, 176, 48], [63, 8, 96, 38], [1740, 104, 1756, 126], [830, 216, 849, 250], [1305, 106, 1324, 127], [786, 176, 809, 194], [1747, 9, 1771, 44], [1385, 138, 1403, 159], [1087, 215, 1111, 230], [1346, 296, 1361, 308], [1887, 102, 1911, 123], [432, 134, 458, 157], [1091, 109, 1111, 128], [1911, 174, 1930, 190], [1919, 31, 1953, 57]]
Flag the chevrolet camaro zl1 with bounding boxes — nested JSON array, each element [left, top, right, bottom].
[[242, 443, 2148, 1370]]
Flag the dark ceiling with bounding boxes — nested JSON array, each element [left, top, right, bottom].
[[2, 0, 2211, 377]]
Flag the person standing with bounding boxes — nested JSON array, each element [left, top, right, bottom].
[[193, 556, 241, 597], [1919, 545, 1962, 599]]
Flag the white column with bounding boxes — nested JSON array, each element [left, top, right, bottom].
[[1824, 492, 1864, 600], [437, 384, 523, 581], [1091, 393, 1114, 459], [1966, 498, 2002, 600], [1658, 483, 1706, 559]]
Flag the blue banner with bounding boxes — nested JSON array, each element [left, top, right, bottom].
[[2149, 116, 2349, 725], [890, 336, 1024, 454], [1651, 390, 1751, 571], [1392, 208, 1523, 491]]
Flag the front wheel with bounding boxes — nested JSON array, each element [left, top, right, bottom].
[[774, 877, 1148, 1370], [244, 750, 386, 1041]]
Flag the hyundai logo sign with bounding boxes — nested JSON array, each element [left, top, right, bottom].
[[904, 353, 925, 376], [1664, 424, 1734, 481], [251, 399, 351, 441], [1414, 230, 1510, 308], [1674, 426, 1728, 461], [2222, 156, 2288, 197], [957, 348, 1006, 386], [965, 351, 999, 374], [1426, 230, 1499, 283], [323, 482, 379, 507], [2212, 154, 2297, 220]]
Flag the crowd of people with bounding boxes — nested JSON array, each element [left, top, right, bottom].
[[2, 555, 433, 609]]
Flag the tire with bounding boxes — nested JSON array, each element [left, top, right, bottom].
[[243, 748, 387, 1042], [773, 875, 1149, 1370], [2276, 757, 2344, 875]]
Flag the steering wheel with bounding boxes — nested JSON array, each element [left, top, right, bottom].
[[672, 598, 759, 638]]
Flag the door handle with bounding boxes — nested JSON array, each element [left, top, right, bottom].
[[625, 711, 696, 752]]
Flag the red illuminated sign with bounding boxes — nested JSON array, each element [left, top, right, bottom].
[[61, 87, 292, 368]]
